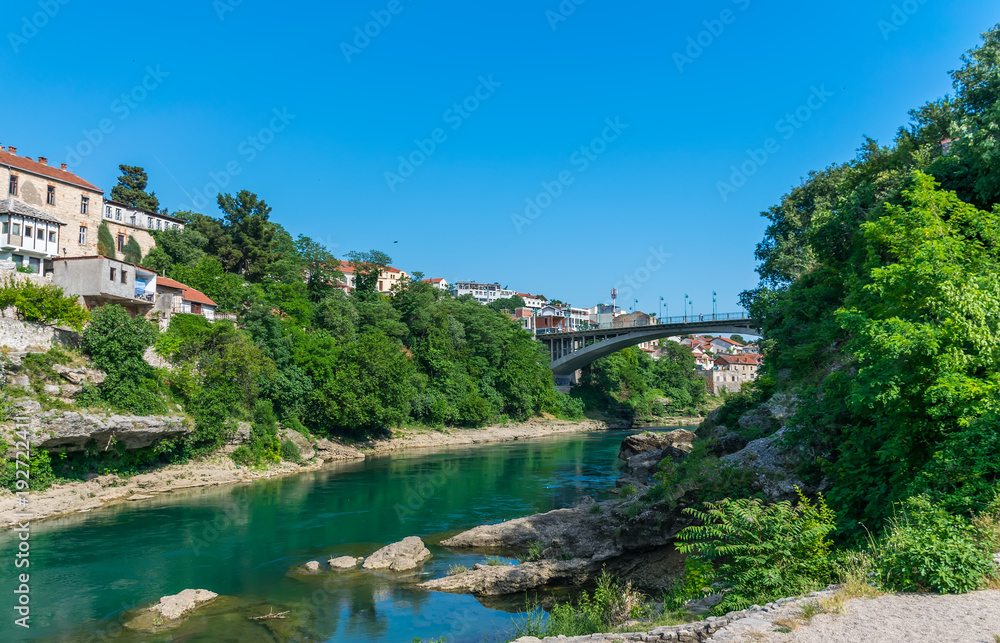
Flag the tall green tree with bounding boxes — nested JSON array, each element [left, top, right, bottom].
[[110, 165, 160, 213], [97, 222, 116, 259], [346, 249, 392, 297], [217, 191, 277, 280]]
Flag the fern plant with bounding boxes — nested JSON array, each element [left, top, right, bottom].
[[675, 489, 836, 614]]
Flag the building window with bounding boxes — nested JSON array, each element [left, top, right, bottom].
[[12, 223, 20, 235], [147, 217, 153, 229], [115, 208, 121, 221], [130, 214, 136, 226], [106, 206, 112, 218], [117, 234, 125, 251], [9, 175, 17, 196], [81, 196, 89, 214], [1, 222, 6, 234], [121, 270, 128, 284], [48, 231, 56, 243], [24, 226, 32, 238], [156, 219, 161, 230], [191, 302, 203, 315], [110, 267, 116, 282], [46, 186, 55, 206], [79, 226, 86, 245], [36, 228, 43, 240]]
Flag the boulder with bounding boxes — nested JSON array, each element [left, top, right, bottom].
[[10, 374, 29, 390], [124, 589, 218, 630], [620, 448, 668, 486], [722, 428, 805, 500], [419, 559, 594, 596], [362, 536, 431, 572], [43, 384, 61, 396], [27, 411, 191, 452], [229, 422, 252, 445], [303, 561, 321, 573], [279, 427, 316, 461], [53, 364, 86, 384], [618, 429, 695, 460], [328, 556, 363, 570], [13, 399, 41, 414]]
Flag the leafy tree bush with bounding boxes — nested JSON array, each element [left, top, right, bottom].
[[875, 496, 998, 594], [550, 392, 586, 420], [0, 278, 89, 331], [122, 236, 143, 265], [279, 439, 301, 463], [0, 447, 55, 492], [82, 305, 164, 414], [513, 571, 647, 637], [97, 222, 116, 259], [676, 491, 836, 614]]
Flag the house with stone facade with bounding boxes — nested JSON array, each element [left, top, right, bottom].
[[338, 261, 410, 294]]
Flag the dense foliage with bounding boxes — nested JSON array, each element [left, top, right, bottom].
[[729, 24, 1000, 536], [0, 277, 88, 331], [110, 164, 160, 213], [82, 305, 163, 414]]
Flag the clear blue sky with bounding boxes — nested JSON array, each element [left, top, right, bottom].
[[2, 0, 996, 314]]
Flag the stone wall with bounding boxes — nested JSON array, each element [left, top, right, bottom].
[[0, 318, 80, 353]]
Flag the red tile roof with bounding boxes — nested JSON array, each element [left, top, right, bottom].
[[715, 354, 761, 365], [338, 261, 402, 275], [712, 336, 744, 346], [423, 278, 446, 283], [155, 276, 217, 307], [0, 148, 102, 192]]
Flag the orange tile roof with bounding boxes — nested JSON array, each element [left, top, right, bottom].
[[715, 354, 760, 365], [0, 148, 101, 192], [155, 276, 217, 307]]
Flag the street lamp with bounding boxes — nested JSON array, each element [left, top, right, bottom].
[[684, 294, 689, 322], [633, 298, 638, 327], [712, 291, 717, 319], [659, 296, 664, 324]]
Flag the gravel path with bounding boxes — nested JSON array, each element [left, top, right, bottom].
[[709, 590, 1000, 643]]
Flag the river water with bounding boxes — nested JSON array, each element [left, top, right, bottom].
[[1, 429, 662, 642]]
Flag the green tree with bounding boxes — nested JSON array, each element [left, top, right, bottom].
[[217, 191, 277, 280], [122, 236, 143, 265], [346, 249, 392, 297], [110, 165, 160, 213], [97, 222, 116, 259], [295, 235, 343, 301], [82, 305, 163, 414], [0, 278, 88, 331]]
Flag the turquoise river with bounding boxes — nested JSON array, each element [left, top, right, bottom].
[[1, 428, 673, 643]]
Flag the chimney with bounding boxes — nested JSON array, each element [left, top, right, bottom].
[[38, 156, 47, 165], [7, 146, 15, 155], [61, 163, 67, 170]]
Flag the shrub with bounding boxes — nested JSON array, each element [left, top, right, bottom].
[[523, 540, 546, 562], [0, 447, 55, 492], [676, 490, 836, 614], [230, 445, 254, 466], [875, 495, 997, 594], [279, 439, 301, 463], [550, 392, 586, 420], [82, 305, 164, 414], [663, 555, 716, 610], [512, 571, 647, 637], [0, 278, 89, 331]]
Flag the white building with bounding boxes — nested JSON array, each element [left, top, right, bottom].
[[453, 281, 516, 304], [422, 277, 450, 292], [517, 292, 548, 310], [102, 198, 184, 234], [0, 198, 64, 273]]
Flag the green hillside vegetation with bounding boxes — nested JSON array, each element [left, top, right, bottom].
[[651, 25, 1000, 613]]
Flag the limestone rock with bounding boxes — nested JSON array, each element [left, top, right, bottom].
[[303, 561, 321, 573], [362, 536, 431, 571], [43, 384, 61, 396], [618, 429, 695, 461], [53, 364, 86, 384], [328, 556, 363, 570], [279, 427, 315, 461], [124, 589, 218, 630], [315, 438, 365, 461], [419, 559, 594, 596], [722, 428, 805, 500], [10, 374, 29, 390], [13, 399, 41, 414], [229, 422, 252, 445], [28, 411, 191, 452]]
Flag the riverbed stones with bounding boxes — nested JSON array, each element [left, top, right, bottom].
[[618, 429, 695, 460], [303, 561, 321, 573], [362, 536, 431, 571], [124, 588, 218, 630], [328, 556, 363, 570], [420, 559, 595, 596]]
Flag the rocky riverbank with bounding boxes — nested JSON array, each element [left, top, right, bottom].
[[0, 417, 612, 529]]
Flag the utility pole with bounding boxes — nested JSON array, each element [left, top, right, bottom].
[[712, 291, 717, 319], [659, 296, 664, 324], [684, 293, 689, 323], [633, 298, 638, 327]]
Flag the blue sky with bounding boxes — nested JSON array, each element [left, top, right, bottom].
[[2, 0, 996, 314]]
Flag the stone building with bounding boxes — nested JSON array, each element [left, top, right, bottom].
[[100, 199, 185, 260]]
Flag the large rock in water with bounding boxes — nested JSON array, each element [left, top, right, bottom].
[[362, 537, 431, 571], [17, 411, 190, 452], [618, 429, 695, 460], [124, 589, 218, 630], [419, 559, 594, 596]]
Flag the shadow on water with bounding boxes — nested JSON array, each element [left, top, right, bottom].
[[2, 428, 692, 642]]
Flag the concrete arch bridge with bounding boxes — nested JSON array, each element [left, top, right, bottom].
[[535, 312, 760, 382]]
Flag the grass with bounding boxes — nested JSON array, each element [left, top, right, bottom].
[[482, 556, 515, 566], [447, 564, 468, 576]]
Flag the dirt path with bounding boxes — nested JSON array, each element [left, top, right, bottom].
[[707, 590, 1000, 643], [0, 418, 616, 529]]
